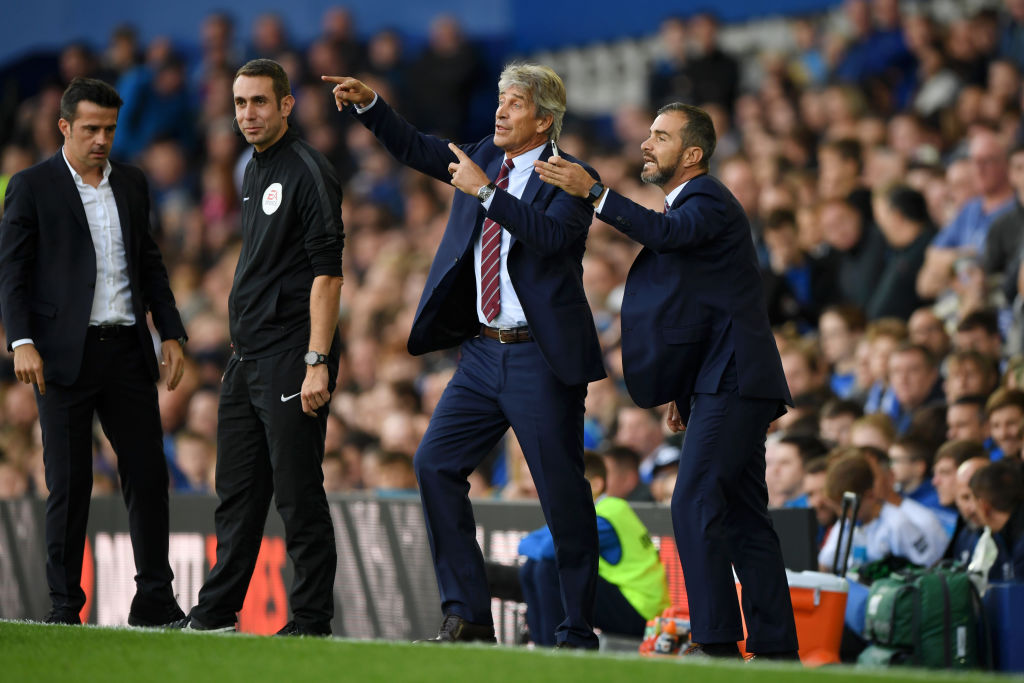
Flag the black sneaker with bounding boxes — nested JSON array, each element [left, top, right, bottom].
[[127, 593, 186, 628], [170, 614, 237, 633], [43, 608, 81, 625], [275, 621, 331, 637], [416, 614, 496, 643]]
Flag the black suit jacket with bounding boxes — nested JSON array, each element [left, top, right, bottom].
[[0, 152, 185, 385]]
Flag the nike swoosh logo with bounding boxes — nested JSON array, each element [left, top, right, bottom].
[[280, 392, 301, 402], [243, 197, 249, 202]]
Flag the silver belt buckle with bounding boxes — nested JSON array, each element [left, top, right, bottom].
[[497, 328, 513, 343]]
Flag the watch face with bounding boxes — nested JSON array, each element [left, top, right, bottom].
[[304, 351, 319, 365]]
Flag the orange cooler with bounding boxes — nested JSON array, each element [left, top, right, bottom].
[[736, 569, 848, 665]]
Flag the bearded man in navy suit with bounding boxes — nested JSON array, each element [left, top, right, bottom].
[[324, 64, 605, 648], [536, 103, 800, 660]]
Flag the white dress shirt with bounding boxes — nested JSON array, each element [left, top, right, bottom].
[[357, 93, 539, 328], [475, 144, 546, 328], [12, 149, 135, 350], [596, 178, 689, 214]]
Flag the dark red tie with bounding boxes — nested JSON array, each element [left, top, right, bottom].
[[664, 200, 670, 214], [480, 158, 514, 322]]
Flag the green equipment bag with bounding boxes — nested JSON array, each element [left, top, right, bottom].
[[862, 564, 985, 669], [857, 645, 912, 667]]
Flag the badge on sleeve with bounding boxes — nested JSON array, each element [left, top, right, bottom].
[[262, 183, 283, 215]]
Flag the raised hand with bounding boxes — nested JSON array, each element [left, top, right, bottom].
[[446, 143, 491, 197], [533, 156, 595, 198], [320, 75, 375, 110]]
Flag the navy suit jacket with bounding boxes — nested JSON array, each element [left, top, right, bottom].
[[355, 98, 605, 387], [598, 173, 791, 416], [0, 152, 185, 385]]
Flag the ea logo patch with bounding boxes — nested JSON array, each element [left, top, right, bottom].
[[262, 182, 283, 215]]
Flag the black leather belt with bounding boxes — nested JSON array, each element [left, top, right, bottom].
[[480, 325, 532, 343], [88, 324, 135, 341]]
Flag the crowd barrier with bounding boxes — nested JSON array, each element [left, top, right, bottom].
[[0, 495, 815, 642]]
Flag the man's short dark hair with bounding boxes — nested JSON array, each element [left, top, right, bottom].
[[934, 439, 987, 469], [657, 102, 717, 169], [764, 208, 797, 233], [951, 394, 987, 426], [820, 138, 863, 173], [886, 185, 931, 227], [957, 308, 1001, 337], [601, 445, 641, 470], [583, 451, 608, 482], [234, 58, 291, 106], [778, 434, 830, 463], [893, 341, 937, 369], [821, 398, 865, 421], [825, 452, 875, 501], [970, 460, 1023, 513], [60, 77, 123, 124]]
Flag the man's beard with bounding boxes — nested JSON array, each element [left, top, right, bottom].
[[640, 149, 685, 185]]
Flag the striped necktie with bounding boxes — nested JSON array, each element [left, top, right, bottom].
[[480, 157, 514, 322]]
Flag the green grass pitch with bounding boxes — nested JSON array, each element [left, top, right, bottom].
[[0, 621, 1016, 683]]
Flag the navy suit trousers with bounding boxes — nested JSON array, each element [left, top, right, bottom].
[[414, 335, 599, 647], [671, 359, 799, 653]]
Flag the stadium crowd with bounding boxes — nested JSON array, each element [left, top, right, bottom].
[[0, 0, 1023, 579]]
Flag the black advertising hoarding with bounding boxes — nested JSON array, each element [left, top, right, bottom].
[[0, 495, 815, 642]]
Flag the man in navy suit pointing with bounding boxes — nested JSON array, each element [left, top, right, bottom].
[[536, 103, 799, 660], [324, 65, 605, 648]]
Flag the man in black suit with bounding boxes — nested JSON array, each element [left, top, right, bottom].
[[0, 78, 188, 627]]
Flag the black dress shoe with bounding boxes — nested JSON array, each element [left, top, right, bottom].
[[127, 593, 186, 628], [417, 614, 496, 643], [748, 650, 801, 662], [554, 642, 579, 650], [169, 615, 237, 633], [43, 608, 81, 625], [680, 642, 743, 659], [275, 620, 332, 637]]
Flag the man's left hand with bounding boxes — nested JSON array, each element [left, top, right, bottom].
[[301, 364, 331, 417], [446, 143, 491, 197], [160, 339, 185, 391], [533, 157, 594, 198]]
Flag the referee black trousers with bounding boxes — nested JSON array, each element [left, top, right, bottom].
[[191, 346, 337, 631]]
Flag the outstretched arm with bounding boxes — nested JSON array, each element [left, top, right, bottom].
[[322, 74, 465, 183], [536, 157, 722, 252]]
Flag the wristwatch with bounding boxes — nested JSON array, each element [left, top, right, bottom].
[[477, 182, 496, 203], [586, 181, 606, 205], [304, 350, 327, 366]]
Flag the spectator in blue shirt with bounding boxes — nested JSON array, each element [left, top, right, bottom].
[[917, 128, 1016, 299]]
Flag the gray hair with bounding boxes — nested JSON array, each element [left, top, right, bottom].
[[497, 63, 566, 141]]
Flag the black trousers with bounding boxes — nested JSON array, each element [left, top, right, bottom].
[[671, 359, 799, 653], [36, 326, 174, 613], [191, 346, 337, 631]]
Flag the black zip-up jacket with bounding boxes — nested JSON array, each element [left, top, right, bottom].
[[230, 127, 344, 358]]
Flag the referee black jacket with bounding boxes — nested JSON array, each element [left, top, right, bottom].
[[230, 127, 344, 359]]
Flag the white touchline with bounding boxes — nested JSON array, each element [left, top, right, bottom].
[[280, 392, 301, 402]]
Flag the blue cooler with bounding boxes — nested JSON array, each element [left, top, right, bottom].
[[984, 582, 1024, 672]]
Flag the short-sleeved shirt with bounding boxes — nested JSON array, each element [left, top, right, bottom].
[[931, 196, 1015, 252]]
